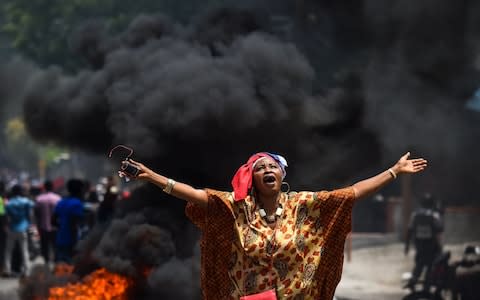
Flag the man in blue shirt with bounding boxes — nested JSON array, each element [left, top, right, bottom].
[[52, 179, 85, 263], [3, 184, 34, 277]]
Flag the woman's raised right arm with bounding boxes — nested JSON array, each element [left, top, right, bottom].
[[127, 159, 208, 207]]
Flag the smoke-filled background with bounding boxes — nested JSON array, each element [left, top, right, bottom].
[[1, 0, 480, 299]]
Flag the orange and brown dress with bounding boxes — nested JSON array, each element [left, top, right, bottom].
[[186, 187, 355, 300]]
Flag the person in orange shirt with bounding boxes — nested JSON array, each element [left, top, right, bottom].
[[126, 151, 427, 300]]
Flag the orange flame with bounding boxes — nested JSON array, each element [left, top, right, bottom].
[[48, 268, 132, 300]]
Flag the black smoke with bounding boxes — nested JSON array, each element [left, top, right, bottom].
[[362, 0, 480, 201], [15, 1, 480, 298], [19, 7, 378, 298], [0, 58, 39, 167], [22, 9, 377, 187]]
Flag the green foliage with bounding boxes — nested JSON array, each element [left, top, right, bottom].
[[39, 145, 65, 166], [3, 117, 68, 172], [1, 0, 225, 70], [4, 117, 40, 171]]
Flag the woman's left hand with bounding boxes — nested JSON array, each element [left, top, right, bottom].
[[393, 152, 428, 175], [352, 151, 428, 200]]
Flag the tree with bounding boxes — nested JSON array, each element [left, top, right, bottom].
[[4, 117, 39, 171], [4, 117, 65, 174], [1, 0, 224, 70]]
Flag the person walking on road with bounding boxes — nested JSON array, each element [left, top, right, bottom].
[[35, 180, 61, 266], [3, 184, 34, 277], [404, 193, 443, 291], [52, 179, 85, 264]]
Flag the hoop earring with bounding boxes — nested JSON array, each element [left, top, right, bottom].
[[281, 182, 290, 194]]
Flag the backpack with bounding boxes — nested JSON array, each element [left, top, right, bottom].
[[412, 209, 442, 249]]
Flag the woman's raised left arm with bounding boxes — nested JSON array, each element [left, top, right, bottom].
[[352, 152, 427, 201]]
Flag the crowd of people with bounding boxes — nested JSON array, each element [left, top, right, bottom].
[[0, 175, 127, 278], [0, 151, 441, 300]]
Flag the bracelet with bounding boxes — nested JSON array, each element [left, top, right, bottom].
[[163, 178, 176, 194], [388, 168, 397, 179]]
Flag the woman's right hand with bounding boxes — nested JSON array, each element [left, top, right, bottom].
[[124, 159, 208, 207], [123, 159, 153, 181]]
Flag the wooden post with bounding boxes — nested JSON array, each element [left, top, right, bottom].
[[345, 233, 352, 262], [401, 174, 412, 241], [38, 159, 46, 181]]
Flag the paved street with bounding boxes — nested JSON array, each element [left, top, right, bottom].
[[335, 235, 479, 300], [0, 240, 411, 300], [0, 236, 476, 300], [335, 242, 412, 300], [0, 256, 45, 300], [0, 277, 19, 300]]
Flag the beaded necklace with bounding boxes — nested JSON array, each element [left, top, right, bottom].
[[257, 194, 284, 224]]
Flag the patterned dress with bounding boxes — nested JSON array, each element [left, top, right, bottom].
[[185, 187, 355, 300]]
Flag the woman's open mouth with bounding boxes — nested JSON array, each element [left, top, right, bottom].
[[263, 174, 276, 185]]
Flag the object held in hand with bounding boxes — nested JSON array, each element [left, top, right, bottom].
[[120, 160, 141, 178], [108, 145, 141, 179]]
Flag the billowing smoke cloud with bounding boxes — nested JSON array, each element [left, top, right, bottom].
[[22, 10, 377, 188], [0, 58, 38, 119], [16, 1, 480, 298], [145, 255, 200, 300], [362, 0, 480, 202], [20, 8, 377, 298], [0, 58, 39, 166]]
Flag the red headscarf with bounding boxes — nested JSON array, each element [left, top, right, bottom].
[[231, 152, 288, 201]]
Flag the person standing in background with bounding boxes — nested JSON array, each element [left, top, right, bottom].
[[35, 180, 61, 267], [97, 177, 119, 224], [3, 184, 34, 277], [404, 193, 444, 291], [52, 179, 85, 264]]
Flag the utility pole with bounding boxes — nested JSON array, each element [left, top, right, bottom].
[[38, 159, 46, 181]]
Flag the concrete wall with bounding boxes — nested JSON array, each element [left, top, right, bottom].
[[443, 207, 480, 244], [356, 200, 480, 244]]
